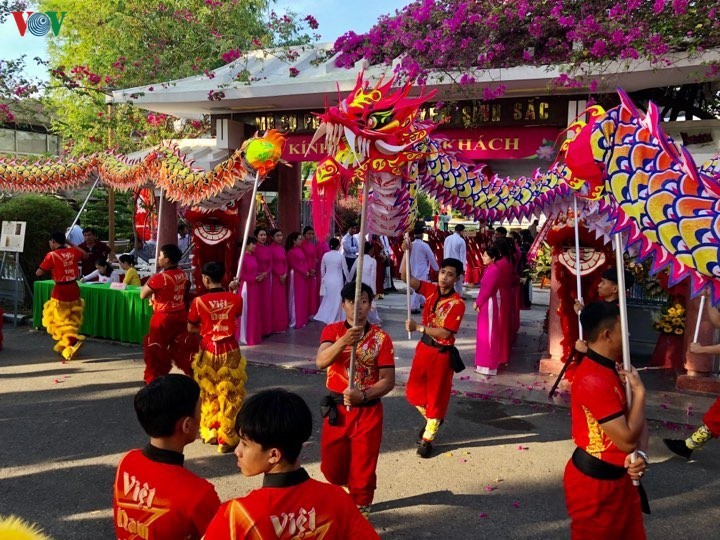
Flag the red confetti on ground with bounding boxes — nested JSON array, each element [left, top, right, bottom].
[[517, 445, 529, 451], [478, 512, 488, 518], [484, 485, 495, 492], [512, 501, 520, 508]]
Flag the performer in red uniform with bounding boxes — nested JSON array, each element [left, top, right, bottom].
[[188, 261, 246, 453], [400, 247, 465, 458], [573, 267, 634, 355], [204, 388, 379, 539], [315, 282, 395, 516], [36, 231, 88, 359], [665, 294, 720, 459], [113, 374, 221, 539], [140, 244, 199, 384], [564, 301, 649, 540]]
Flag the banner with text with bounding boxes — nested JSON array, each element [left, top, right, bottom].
[[282, 126, 562, 163]]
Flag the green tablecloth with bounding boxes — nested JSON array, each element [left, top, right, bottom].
[[33, 280, 152, 344]]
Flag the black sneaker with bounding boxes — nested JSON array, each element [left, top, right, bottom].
[[417, 440, 433, 458], [663, 438, 693, 460]]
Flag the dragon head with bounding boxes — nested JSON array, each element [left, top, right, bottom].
[[562, 104, 607, 200], [309, 73, 437, 174]]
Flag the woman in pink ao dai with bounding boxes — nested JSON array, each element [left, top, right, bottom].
[[474, 246, 504, 376]]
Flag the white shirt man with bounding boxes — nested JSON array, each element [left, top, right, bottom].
[[341, 227, 360, 271], [66, 224, 84, 246], [348, 247, 381, 324], [444, 224, 467, 294], [409, 232, 439, 311], [177, 225, 191, 263]]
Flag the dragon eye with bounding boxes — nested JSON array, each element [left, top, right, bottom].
[[366, 110, 392, 130]]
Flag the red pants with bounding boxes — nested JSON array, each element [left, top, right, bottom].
[[320, 401, 383, 507], [703, 397, 720, 437], [406, 341, 454, 419], [51, 281, 80, 302], [564, 460, 645, 540], [143, 310, 200, 384]]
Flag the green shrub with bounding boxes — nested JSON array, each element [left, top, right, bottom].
[[0, 195, 74, 302]]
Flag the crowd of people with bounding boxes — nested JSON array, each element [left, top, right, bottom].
[[234, 224, 396, 346], [36, 215, 720, 540]]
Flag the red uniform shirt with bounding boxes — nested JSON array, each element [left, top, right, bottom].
[[320, 322, 394, 394], [418, 281, 465, 346], [113, 446, 220, 540], [147, 268, 187, 313], [204, 469, 379, 540], [39, 246, 83, 283], [187, 290, 243, 349], [570, 349, 627, 467]]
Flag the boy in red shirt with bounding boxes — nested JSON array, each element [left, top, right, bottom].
[[204, 388, 379, 539], [400, 248, 466, 458], [187, 261, 246, 454], [140, 244, 199, 384], [564, 301, 649, 539], [36, 231, 88, 360], [315, 281, 395, 516], [113, 374, 221, 539]]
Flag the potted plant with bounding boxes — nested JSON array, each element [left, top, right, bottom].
[[650, 301, 686, 371]]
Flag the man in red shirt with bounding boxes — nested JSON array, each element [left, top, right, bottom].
[[140, 244, 199, 384], [187, 261, 245, 454], [78, 227, 111, 277], [204, 388, 379, 539], [113, 374, 221, 539], [401, 249, 465, 458], [315, 281, 395, 516], [564, 301, 649, 539], [36, 231, 88, 360]]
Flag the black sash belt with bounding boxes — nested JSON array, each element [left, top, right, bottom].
[[572, 447, 625, 479], [320, 392, 380, 426], [572, 447, 651, 514], [420, 333, 466, 373], [420, 332, 449, 351], [329, 391, 379, 408]]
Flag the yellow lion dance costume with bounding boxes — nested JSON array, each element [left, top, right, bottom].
[[192, 347, 247, 452], [42, 298, 85, 360], [0, 515, 52, 540]]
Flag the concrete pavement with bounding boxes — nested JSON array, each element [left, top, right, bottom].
[[1, 328, 719, 539], [2, 284, 719, 539], [249, 282, 718, 427]]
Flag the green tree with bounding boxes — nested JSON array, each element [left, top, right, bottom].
[[0, 195, 74, 303], [416, 191, 435, 220], [8, 0, 319, 154], [76, 187, 135, 242]]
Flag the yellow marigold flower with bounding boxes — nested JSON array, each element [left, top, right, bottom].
[[674, 328, 683, 335]]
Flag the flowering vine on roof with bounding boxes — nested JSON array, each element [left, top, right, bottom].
[[333, 0, 720, 95]]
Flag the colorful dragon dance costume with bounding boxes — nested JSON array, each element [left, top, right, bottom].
[[39, 245, 85, 360], [188, 288, 247, 452]]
